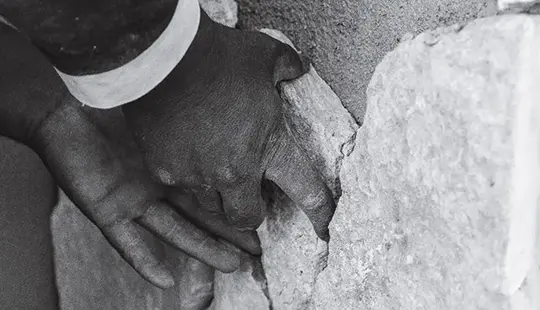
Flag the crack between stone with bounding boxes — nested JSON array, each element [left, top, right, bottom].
[[307, 105, 359, 308], [323, 81, 363, 127], [251, 256, 274, 310], [250, 31, 360, 307]]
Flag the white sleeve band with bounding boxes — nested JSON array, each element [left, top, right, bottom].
[[54, 0, 201, 109]]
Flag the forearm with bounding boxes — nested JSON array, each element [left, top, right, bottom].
[[0, 0, 178, 74], [0, 0, 203, 109]]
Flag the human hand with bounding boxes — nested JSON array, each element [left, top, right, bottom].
[[0, 23, 259, 289], [122, 10, 336, 240]]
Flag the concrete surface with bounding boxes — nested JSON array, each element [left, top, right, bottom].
[[236, 0, 498, 123]]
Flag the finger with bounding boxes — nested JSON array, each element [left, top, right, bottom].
[[136, 202, 240, 273], [177, 258, 214, 310], [219, 180, 267, 231], [166, 189, 262, 255], [273, 42, 311, 84], [32, 104, 175, 288], [265, 137, 336, 241], [101, 220, 175, 289]]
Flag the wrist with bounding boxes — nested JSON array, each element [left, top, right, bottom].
[[0, 23, 69, 144], [172, 9, 219, 78], [53, 0, 203, 109], [122, 11, 222, 114]]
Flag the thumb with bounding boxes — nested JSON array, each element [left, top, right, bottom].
[[271, 38, 311, 84], [220, 180, 267, 231], [176, 258, 214, 310]]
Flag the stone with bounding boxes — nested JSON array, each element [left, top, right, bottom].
[[199, 0, 238, 27], [236, 0, 498, 123], [312, 15, 540, 310], [211, 256, 270, 310], [257, 27, 359, 309], [260, 29, 359, 194], [498, 0, 540, 11]]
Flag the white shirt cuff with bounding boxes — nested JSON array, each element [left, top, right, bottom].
[[55, 0, 201, 109]]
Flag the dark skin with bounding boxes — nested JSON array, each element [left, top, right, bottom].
[[0, 0, 179, 73], [123, 11, 336, 237], [0, 2, 336, 299], [0, 22, 259, 289]]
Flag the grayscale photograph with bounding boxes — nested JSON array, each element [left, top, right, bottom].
[[0, 0, 538, 309]]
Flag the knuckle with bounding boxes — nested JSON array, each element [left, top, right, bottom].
[[300, 187, 331, 210], [262, 128, 289, 167], [146, 159, 201, 187], [153, 167, 177, 186], [142, 203, 160, 218], [90, 202, 131, 228], [225, 205, 265, 230], [87, 182, 152, 227]]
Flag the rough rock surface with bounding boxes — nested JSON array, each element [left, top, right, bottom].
[[498, 0, 540, 11], [258, 29, 358, 310], [237, 0, 498, 123], [200, 0, 238, 27], [211, 256, 270, 310], [312, 15, 540, 310]]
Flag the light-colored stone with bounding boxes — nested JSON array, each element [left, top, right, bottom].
[[200, 0, 238, 27], [256, 197, 329, 310], [211, 257, 270, 310], [498, 0, 540, 11], [312, 15, 540, 310], [260, 28, 359, 196], [258, 29, 358, 309]]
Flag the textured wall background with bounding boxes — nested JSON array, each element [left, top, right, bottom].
[[236, 0, 498, 123]]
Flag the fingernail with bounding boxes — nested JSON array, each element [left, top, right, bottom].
[[246, 235, 262, 256], [146, 263, 175, 289], [226, 214, 263, 231]]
